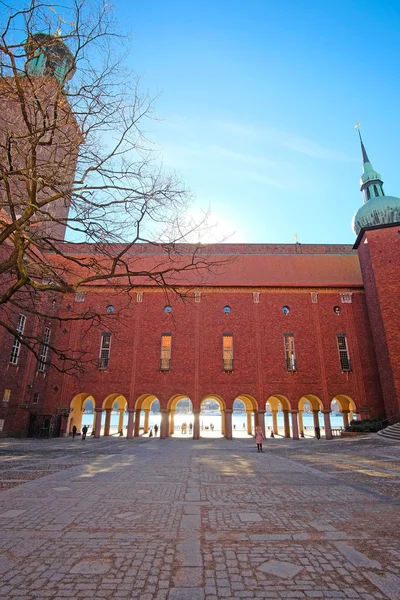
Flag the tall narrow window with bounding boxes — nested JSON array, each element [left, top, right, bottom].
[[337, 334, 351, 372], [99, 332, 111, 370], [37, 327, 51, 372], [9, 314, 26, 365], [284, 334, 296, 371], [2, 389, 11, 403], [373, 184, 379, 197], [160, 333, 172, 372], [223, 334, 233, 372]]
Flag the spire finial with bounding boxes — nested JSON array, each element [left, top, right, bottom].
[[355, 122, 370, 164]]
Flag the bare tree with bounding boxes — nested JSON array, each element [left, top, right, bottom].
[[0, 0, 226, 373]]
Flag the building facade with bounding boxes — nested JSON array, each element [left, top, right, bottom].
[[1, 38, 400, 440]]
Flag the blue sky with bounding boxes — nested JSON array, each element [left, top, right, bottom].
[[114, 0, 400, 244]]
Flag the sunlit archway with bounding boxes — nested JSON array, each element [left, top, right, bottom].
[[68, 393, 96, 434], [101, 394, 128, 436], [233, 394, 257, 437], [168, 395, 193, 437], [332, 394, 357, 429], [266, 394, 291, 437], [200, 395, 226, 437], [298, 394, 323, 438], [134, 394, 161, 437]]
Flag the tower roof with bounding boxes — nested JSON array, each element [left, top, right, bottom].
[[352, 130, 400, 235]]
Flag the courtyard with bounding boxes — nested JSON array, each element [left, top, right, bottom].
[[0, 434, 399, 600]]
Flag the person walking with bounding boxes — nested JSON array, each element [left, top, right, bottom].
[[154, 423, 159, 436], [81, 425, 88, 440], [315, 425, 321, 440], [149, 428, 153, 438], [72, 425, 77, 440], [255, 426, 265, 452]]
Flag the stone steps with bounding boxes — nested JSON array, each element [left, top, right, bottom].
[[377, 422, 400, 441]]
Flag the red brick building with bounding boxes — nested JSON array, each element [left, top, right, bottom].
[[1, 38, 400, 440]]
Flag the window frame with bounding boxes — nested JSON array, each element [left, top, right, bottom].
[[284, 333, 296, 372], [222, 333, 233, 372], [37, 327, 51, 372], [9, 314, 27, 365], [160, 333, 172, 372], [336, 333, 352, 372], [98, 332, 112, 370]]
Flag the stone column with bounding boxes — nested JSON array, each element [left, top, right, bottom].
[[322, 409, 333, 440], [118, 409, 125, 434], [134, 409, 141, 437], [246, 410, 252, 435], [313, 410, 320, 435], [342, 410, 350, 429], [91, 413, 96, 432], [126, 408, 135, 439], [349, 410, 354, 422], [193, 409, 200, 440], [160, 408, 169, 439], [104, 409, 112, 436], [283, 410, 291, 438], [143, 409, 150, 434], [257, 410, 266, 437], [272, 410, 278, 435], [169, 409, 175, 435], [221, 411, 225, 436], [224, 409, 232, 440], [94, 408, 103, 438], [298, 412, 304, 436], [290, 410, 299, 440]]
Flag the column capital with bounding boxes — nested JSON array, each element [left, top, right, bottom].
[[95, 407, 103, 413], [144, 407, 150, 412], [127, 408, 135, 413], [257, 409, 265, 415], [290, 409, 299, 414], [193, 408, 201, 414], [225, 408, 233, 414], [105, 407, 112, 413], [160, 408, 169, 414], [342, 409, 350, 414], [321, 409, 331, 415]]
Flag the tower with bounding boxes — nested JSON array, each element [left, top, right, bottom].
[[0, 33, 81, 241], [353, 133, 400, 422]]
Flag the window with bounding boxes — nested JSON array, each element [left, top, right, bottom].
[[223, 334, 233, 372], [9, 314, 26, 365], [284, 334, 296, 372], [106, 305, 115, 313], [337, 334, 351, 372], [223, 306, 231, 314], [373, 184, 379, 197], [2, 389, 11, 403], [282, 306, 290, 315], [366, 187, 371, 200], [99, 332, 111, 370], [74, 292, 87, 302], [37, 327, 51, 372], [194, 291, 201, 303], [252, 292, 260, 304], [33, 392, 39, 404], [160, 334, 171, 372], [136, 292, 143, 303], [333, 306, 341, 315], [164, 305, 172, 314]]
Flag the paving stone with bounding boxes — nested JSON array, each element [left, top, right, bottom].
[[257, 560, 303, 579]]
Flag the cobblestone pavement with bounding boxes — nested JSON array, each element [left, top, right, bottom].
[[0, 434, 399, 600]]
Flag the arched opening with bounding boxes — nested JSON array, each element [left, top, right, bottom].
[[68, 393, 96, 435], [298, 395, 323, 438], [101, 394, 128, 436], [234, 395, 257, 437], [134, 394, 161, 437], [200, 396, 225, 437], [266, 395, 291, 437], [332, 395, 357, 429], [168, 395, 193, 437]]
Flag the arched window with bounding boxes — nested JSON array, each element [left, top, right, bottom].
[[366, 187, 371, 200], [373, 184, 379, 197]]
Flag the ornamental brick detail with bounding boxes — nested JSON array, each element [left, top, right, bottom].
[[310, 292, 318, 304], [136, 291, 143, 303], [194, 291, 201, 303], [252, 292, 260, 304], [340, 292, 353, 304]]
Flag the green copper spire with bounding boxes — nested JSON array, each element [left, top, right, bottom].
[[25, 33, 76, 85], [352, 130, 400, 235]]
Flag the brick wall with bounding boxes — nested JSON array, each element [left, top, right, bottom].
[[356, 225, 400, 421]]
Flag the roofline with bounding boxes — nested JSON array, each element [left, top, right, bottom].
[[353, 221, 400, 249]]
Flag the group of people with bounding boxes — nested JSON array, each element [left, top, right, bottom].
[[149, 424, 159, 437], [71, 425, 88, 440], [180, 422, 192, 434]]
